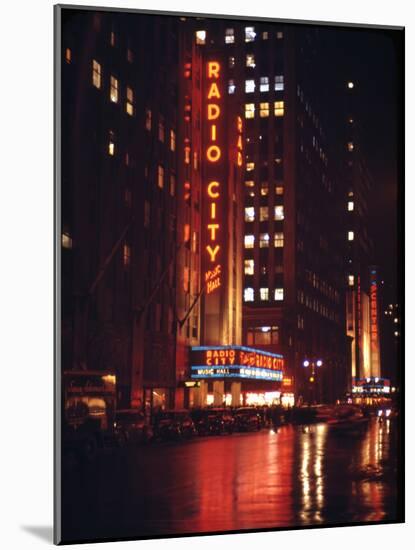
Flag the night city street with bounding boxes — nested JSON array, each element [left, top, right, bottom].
[[62, 418, 400, 542]]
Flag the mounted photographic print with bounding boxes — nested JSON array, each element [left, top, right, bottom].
[[54, 4, 404, 544]]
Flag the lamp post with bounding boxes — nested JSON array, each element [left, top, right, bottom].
[[302, 358, 323, 404]]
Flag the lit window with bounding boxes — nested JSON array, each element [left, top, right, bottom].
[[110, 31, 116, 47], [246, 54, 256, 68], [158, 117, 165, 142], [245, 180, 254, 188], [244, 287, 254, 302], [109, 76, 119, 103], [127, 48, 134, 63], [123, 243, 131, 267], [259, 207, 269, 221], [126, 86, 134, 115], [62, 232, 72, 249], [225, 28, 235, 44], [260, 288, 269, 301], [259, 233, 270, 248], [274, 205, 284, 220], [274, 75, 284, 91], [260, 182, 269, 196], [275, 186, 284, 195], [157, 165, 164, 189], [259, 77, 269, 92], [274, 288, 284, 301], [348, 231, 354, 241], [245, 79, 255, 93], [244, 235, 255, 249], [245, 26, 256, 42], [245, 103, 255, 119], [195, 30, 206, 45], [170, 129, 176, 151], [170, 174, 176, 196], [145, 109, 152, 130], [245, 207, 255, 222], [348, 201, 354, 211], [277, 31, 283, 39], [108, 131, 115, 156], [92, 59, 101, 88], [347, 142, 354, 152], [246, 162, 255, 172], [228, 79, 236, 94], [274, 232, 284, 247], [262, 31, 269, 40], [65, 48, 71, 64], [274, 101, 284, 116], [259, 102, 269, 117], [348, 275, 355, 286], [244, 259, 254, 275], [347, 81, 354, 89], [229, 56, 235, 68]]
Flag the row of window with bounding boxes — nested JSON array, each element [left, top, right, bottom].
[[244, 205, 284, 222], [244, 259, 283, 276], [196, 27, 283, 45], [245, 182, 284, 197], [92, 60, 135, 116], [246, 326, 280, 346], [245, 233, 284, 248], [229, 76, 284, 95], [244, 287, 284, 302], [245, 101, 284, 118]]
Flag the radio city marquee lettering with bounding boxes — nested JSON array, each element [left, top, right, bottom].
[[205, 61, 222, 294], [190, 346, 284, 382]]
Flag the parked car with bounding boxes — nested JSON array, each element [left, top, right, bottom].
[[210, 408, 235, 434], [153, 410, 197, 441], [233, 407, 262, 432], [114, 409, 152, 446], [191, 408, 235, 436]]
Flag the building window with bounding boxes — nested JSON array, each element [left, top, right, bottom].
[[245, 207, 255, 222], [229, 56, 235, 68], [124, 188, 132, 208], [274, 75, 284, 91], [274, 232, 284, 247], [170, 174, 176, 196], [245, 79, 255, 93], [225, 28, 235, 44], [62, 232, 72, 249], [347, 142, 354, 152], [244, 235, 255, 249], [244, 287, 254, 302], [260, 288, 269, 301], [110, 76, 119, 103], [170, 129, 176, 151], [259, 102, 269, 117], [244, 259, 255, 275], [157, 165, 164, 189], [144, 201, 150, 227], [245, 26, 256, 42], [347, 81, 354, 89], [274, 101, 284, 116], [275, 185, 284, 195], [260, 77, 269, 92], [145, 109, 152, 130], [348, 275, 355, 286], [110, 31, 116, 47], [260, 182, 269, 196], [274, 288, 284, 301], [245, 103, 255, 119], [195, 30, 206, 45], [158, 117, 165, 142], [123, 243, 131, 267], [92, 59, 101, 88], [262, 31, 269, 40], [127, 48, 134, 63], [274, 205, 284, 220], [108, 131, 115, 156], [348, 231, 354, 241], [65, 48, 71, 64], [228, 79, 236, 94], [277, 31, 284, 39], [246, 54, 256, 68], [259, 206, 269, 221], [246, 162, 255, 172], [126, 86, 134, 115], [348, 201, 354, 211], [259, 233, 270, 248]]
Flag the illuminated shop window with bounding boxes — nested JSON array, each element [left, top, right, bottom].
[[259, 102, 269, 118], [92, 59, 101, 88], [260, 77, 269, 92], [259, 206, 269, 221], [62, 232, 72, 249], [195, 30, 206, 45], [274, 288, 284, 301], [157, 165, 164, 189], [245, 26, 256, 42], [275, 185, 284, 195], [110, 76, 119, 103], [170, 129, 176, 151], [244, 234, 255, 249], [348, 275, 355, 286], [274, 205, 284, 220], [245, 207, 255, 222], [158, 116, 165, 142], [274, 75, 284, 91], [348, 231, 354, 241], [348, 201, 354, 211], [260, 288, 269, 301], [246, 162, 255, 172], [274, 101, 284, 116], [259, 233, 270, 248], [260, 182, 269, 196], [229, 56, 235, 68], [244, 259, 255, 275], [145, 109, 152, 130], [126, 86, 134, 115], [277, 31, 283, 39], [245, 79, 255, 93], [347, 142, 354, 152], [274, 232, 284, 247], [225, 28, 235, 44], [65, 48, 71, 64], [244, 287, 254, 302], [127, 48, 134, 63], [262, 31, 269, 40], [246, 54, 256, 68], [245, 103, 255, 119], [108, 131, 115, 156], [228, 79, 236, 94], [123, 243, 131, 267]]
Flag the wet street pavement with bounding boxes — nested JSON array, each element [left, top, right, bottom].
[[61, 418, 401, 542]]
